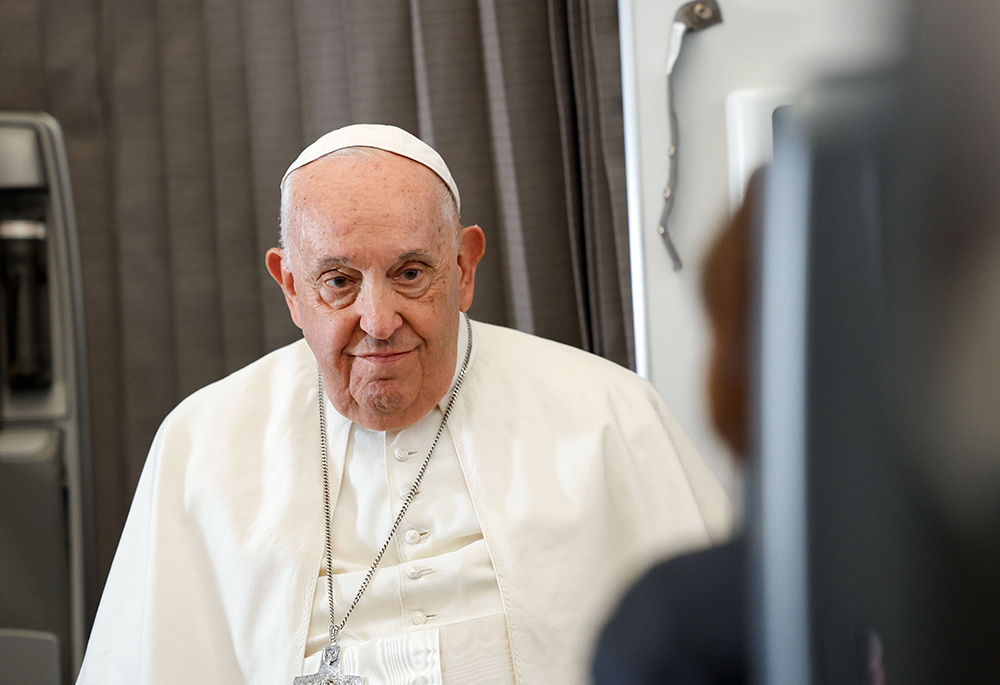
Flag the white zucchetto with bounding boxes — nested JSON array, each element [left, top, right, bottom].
[[281, 124, 460, 213]]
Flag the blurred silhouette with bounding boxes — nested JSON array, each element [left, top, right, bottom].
[[592, 171, 761, 685], [598, 4, 1000, 684]]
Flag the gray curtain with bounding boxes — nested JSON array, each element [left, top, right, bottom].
[[0, 0, 633, 586]]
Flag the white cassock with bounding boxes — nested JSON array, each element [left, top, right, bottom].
[[78, 319, 730, 684]]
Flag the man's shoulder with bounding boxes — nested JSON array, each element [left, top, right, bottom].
[[471, 320, 655, 400], [166, 338, 315, 424]]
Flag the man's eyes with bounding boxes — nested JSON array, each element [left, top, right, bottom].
[[325, 274, 353, 289], [319, 265, 429, 294]]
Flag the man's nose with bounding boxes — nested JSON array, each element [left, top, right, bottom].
[[356, 280, 403, 340]]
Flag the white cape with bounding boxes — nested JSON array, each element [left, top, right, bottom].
[[79, 321, 729, 684]]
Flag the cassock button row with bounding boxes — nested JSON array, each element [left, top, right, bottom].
[[404, 529, 427, 544], [394, 448, 417, 462]]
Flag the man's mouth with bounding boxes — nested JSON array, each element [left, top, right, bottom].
[[353, 349, 414, 364]]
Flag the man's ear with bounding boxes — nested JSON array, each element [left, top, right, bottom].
[[265, 247, 304, 329], [457, 225, 486, 312]]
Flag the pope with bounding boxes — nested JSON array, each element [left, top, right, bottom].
[[77, 124, 729, 684]]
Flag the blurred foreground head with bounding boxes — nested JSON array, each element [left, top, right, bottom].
[[702, 172, 762, 459]]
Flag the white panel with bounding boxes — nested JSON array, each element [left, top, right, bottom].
[[620, 0, 904, 501], [725, 88, 794, 209]]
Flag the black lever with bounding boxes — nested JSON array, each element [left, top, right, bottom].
[[0, 219, 52, 391]]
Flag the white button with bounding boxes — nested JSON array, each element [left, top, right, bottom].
[[393, 447, 412, 462], [398, 487, 419, 500], [404, 529, 425, 544], [411, 610, 428, 625], [406, 566, 423, 579]]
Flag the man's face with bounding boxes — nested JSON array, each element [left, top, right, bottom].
[[267, 152, 485, 431]]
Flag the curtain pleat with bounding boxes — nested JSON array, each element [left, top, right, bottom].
[[568, 0, 601, 353], [105, 0, 178, 493], [478, 0, 583, 346], [547, 0, 591, 349], [159, 0, 226, 396], [409, 0, 435, 139], [0, 0, 635, 587], [0, 0, 46, 110], [410, 0, 510, 326], [242, 0, 306, 352], [203, 0, 266, 372], [346, 3, 420, 128], [551, 0, 633, 367], [586, 0, 633, 365], [478, 0, 536, 333], [293, 0, 352, 140]]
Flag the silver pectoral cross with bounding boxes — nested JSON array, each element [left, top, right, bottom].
[[293, 644, 365, 685]]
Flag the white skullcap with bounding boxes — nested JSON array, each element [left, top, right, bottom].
[[281, 124, 460, 213]]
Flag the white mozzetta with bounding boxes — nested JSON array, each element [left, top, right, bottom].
[[78, 320, 729, 684]]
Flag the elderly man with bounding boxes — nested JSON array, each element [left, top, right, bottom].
[[78, 125, 728, 684]]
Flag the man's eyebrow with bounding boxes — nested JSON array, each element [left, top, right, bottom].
[[397, 250, 437, 264], [313, 251, 438, 273], [314, 256, 353, 272]]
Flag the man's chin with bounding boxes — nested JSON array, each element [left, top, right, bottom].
[[347, 384, 423, 431]]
